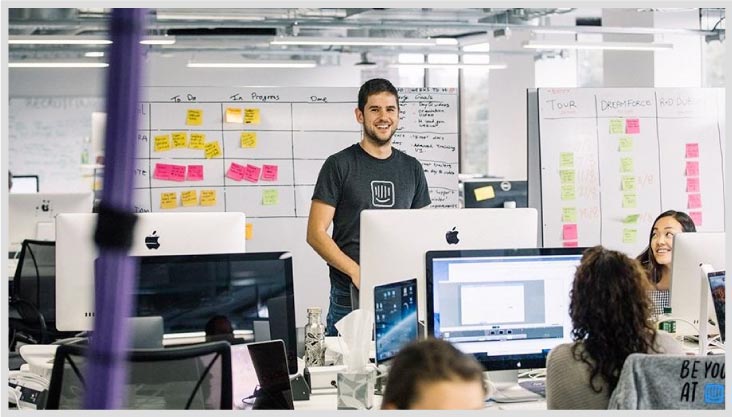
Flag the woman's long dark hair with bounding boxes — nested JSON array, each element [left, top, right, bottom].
[[570, 246, 659, 393], [635, 210, 696, 283]]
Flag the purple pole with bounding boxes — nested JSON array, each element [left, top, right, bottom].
[[83, 8, 146, 409]]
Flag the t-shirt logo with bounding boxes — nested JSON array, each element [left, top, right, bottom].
[[371, 181, 395, 207]]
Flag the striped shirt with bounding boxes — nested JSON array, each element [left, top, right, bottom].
[[649, 289, 670, 318]]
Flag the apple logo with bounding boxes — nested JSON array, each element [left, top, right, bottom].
[[516, 361, 522, 368], [445, 227, 459, 245], [145, 231, 160, 250], [41, 200, 50, 212]]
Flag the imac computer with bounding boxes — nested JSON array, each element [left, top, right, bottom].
[[55, 212, 246, 332], [359, 208, 538, 324], [9, 192, 94, 250], [669, 232, 725, 337], [463, 180, 528, 209], [426, 247, 586, 401]]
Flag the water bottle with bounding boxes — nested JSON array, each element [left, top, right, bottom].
[[304, 307, 326, 367]]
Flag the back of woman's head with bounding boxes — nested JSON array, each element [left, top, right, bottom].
[[570, 246, 657, 392]]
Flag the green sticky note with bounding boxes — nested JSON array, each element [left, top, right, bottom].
[[561, 184, 575, 201], [559, 152, 574, 169], [618, 137, 633, 152], [620, 157, 634, 173], [559, 169, 576, 184], [623, 214, 640, 224], [623, 228, 638, 244], [262, 189, 279, 206], [621, 175, 636, 192], [610, 119, 624, 134], [622, 194, 637, 208], [562, 207, 577, 223]]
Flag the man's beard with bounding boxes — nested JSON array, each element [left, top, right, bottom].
[[362, 123, 395, 147]]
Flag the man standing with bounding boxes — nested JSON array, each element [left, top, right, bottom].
[[307, 78, 431, 335]]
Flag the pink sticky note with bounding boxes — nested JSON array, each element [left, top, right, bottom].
[[563, 240, 578, 248], [261, 164, 279, 181], [243, 164, 262, 183], [625, 119, 640, 134], [226, 162, 246, 181], [685, 143, 699, 159], [687, 193, 702, 209], [685, 161, 699, 177], [169, 165, 186, 182], [562, 224, 578, 241], [689, 211, 703, 227], [153, 163, 172, 180], [187, 165, 204, 181], [686, 177, 700, 193]]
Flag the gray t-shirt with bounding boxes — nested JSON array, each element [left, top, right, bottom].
[[312, 143, 431, 290]]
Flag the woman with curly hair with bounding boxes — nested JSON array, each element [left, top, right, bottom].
[[546, 245, 684, 409]]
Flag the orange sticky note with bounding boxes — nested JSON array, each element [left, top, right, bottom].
[[200, 190, 217, 206], [186, 109, 203, 126], [172, 132, 187, 149], [225, 107, 244, 124], [246, 223, 253, 240]]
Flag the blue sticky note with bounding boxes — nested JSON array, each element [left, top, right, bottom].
[[703, 383, 724, 404]]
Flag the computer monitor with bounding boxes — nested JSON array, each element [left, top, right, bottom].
[[669, 232, 725, 337], [426, 247, 586, 401], [463, 180, 528, 209], [134, 252, 298, 374], [374, 279, 418, 366], [10, 175, 40, 193], [55, 212, 246, 332], [706, 270, 725, 343], [359, 208, 538, 324], [9, 192, 94, 250]]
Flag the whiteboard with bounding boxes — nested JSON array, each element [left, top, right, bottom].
[[537, 88, 725, 256]]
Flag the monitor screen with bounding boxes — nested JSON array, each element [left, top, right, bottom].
[[374, 278, 418, 365], [10, 175, 40, 193], [9, 192, 94, 248], [426, 248, 585, 371], [707, 270, 725, 342], [463, 180, 528, 209]]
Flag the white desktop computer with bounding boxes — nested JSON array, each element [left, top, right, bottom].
[[9, 192, 94, 250]]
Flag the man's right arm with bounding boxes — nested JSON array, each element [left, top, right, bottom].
[[306, 199, 361, 289]]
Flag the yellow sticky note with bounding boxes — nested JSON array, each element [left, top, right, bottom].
[[160, 192, 178, 209], [559, 169, 575, 184], [154, 134, 171, 152], [559, 152, 574, 169], [246, 223, 253, 240], [240, 132, 257, 148], [562, 207, 577, 223], [262, 189, 278, 205], [204, 141, 222, 159], [186, 109, 203, 126], [623, 214, 640, 224], [623, 228, 637, 244], [618, 137, 633, 152], [225, 107, 244, 124], [621, 175, 636, 192], [172, 132, 187, 149], [180, 190, 198, 207], [473, 185, 495, 202], [244, 108, 261, 124], [622, 194, 637, 208], [620, 157, 634, 173], [609, 119, 624, 134], [189, 133, 205, 149], [200, 190, 216, 206], [561, 184, 575, 201]]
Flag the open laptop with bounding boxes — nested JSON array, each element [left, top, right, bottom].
[[707, 270, 725, 343], [374, 279, 419, 367]]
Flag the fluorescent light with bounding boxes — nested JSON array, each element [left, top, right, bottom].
[[523, 40, 673, 51], [390, 63, 507, 69], [271, 36, 455, 47], [187, 61, 317, 68], [156, 13, 265, 21], [9, 62, 109, 68], [140, 36, 176, 45], [85, 51, 105, 58], [10, 36, 111, 45]]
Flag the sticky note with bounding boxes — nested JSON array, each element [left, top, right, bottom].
[[625, 118, 640, 134], [226, 162, 246, 181], [262, 189, 278, 205], [609, 119, 624, 134], [154, 134, 171, 152], [559, 169, 575, 184], [559, 152, 574, 169], [187, 165, 204, 181], [685, 161, 699, 177], [246, 223, 253, 240], [621, 175, 636, 192], [622, 194, 637, 209], [474, 185, 495, 202], [563, 240, 578, 248], [686, 177, 700, 193], [244, 108, 261, 124], [225, 107, 244, 124], [261, 164, 279, 181], [620, 157, 634, 173], [204, 141, 222, 159], [240, 132, 257, 148], [153, 163, 172, 180], [687, 193, 702, 209], [169, 165, 186, 182], [689, 211, 703, 227], [618, 137, 633, 152], [160, 192, 178, 209], [562, 224, 578, 240], [560, 184, 575, 201], [685, 143, 699, 158], [189, 133, 205, 149], [622, 229, 637, 244], [562, 207, 577, 223], [180, 190, 198, 207], [623, 214, 640, 224], [172, 132, 187, 149], [186, 109, 203, 126], [243, 165, 262, 183], [200, 190, 216, 206]]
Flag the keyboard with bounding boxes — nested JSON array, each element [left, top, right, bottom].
[[519, 380, 546, 397]]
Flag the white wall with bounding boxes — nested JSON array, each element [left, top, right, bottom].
[[653, 9, 703, 87]]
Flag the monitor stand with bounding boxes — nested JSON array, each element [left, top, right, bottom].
[[487, 370, 542, 403]]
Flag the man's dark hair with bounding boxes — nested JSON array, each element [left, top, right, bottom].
[[205, 315, 233, 336], [357, 78, 399, 112]]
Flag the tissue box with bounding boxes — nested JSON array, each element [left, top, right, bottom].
[[336, 369, 375, 410]]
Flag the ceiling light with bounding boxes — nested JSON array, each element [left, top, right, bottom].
[[140, 36, 176, 45], [9, 62, 109, 68], [389, 63, 507, 69], [271, 36, 455, 47], [84, 51, 105, 58], [187, 61, 317, 68], [9, 36, 112, 45], [156, 13, 265, 21], [523, 40, 674, 51]]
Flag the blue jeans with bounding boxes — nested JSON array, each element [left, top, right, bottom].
[[326, 285, 354, 336]]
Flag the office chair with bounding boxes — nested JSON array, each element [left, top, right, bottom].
[[45, 341, 233, 409]]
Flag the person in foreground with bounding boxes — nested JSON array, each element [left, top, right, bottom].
[[636, 210, 696, 317], [546, 245, 684, 409], [381, 338, 487, 410]]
